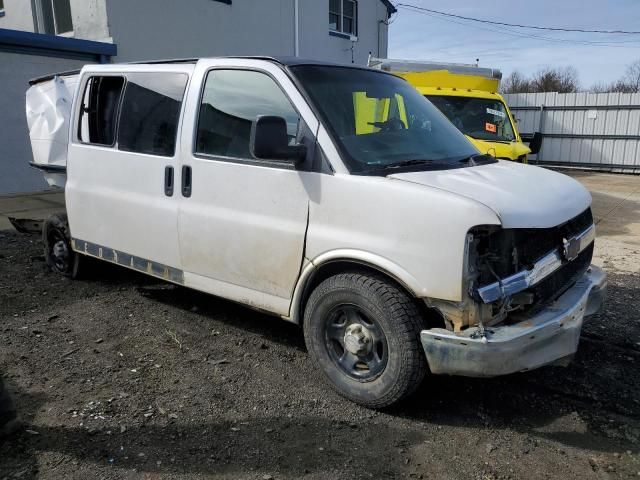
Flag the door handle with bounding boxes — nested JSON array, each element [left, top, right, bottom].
[[164, 166, 174, 196], [182, 165, 192, 198]]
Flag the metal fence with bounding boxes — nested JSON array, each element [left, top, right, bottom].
[[504, 92, 640, 172]]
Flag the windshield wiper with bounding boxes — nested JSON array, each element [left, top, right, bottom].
[[458, 154, 497, 166], [467, 136, 512, 144], [378, 159, 437, 170]]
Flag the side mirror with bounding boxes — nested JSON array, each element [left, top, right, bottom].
[[250, 115, 306, 164], [528, 131, 543, 155]]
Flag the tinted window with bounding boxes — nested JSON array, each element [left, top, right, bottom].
[[196, 70, 300, 159], [117, 73, 188, 157], [78, 76, 125, 146]]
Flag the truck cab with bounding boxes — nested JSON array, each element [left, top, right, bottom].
[[28, 57, 603, 409], [368, 57, 541, 162]]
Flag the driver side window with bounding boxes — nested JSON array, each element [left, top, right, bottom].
[[195, 69, 301, 159]]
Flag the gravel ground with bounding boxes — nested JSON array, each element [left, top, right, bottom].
[[1, 229, 639, 479]]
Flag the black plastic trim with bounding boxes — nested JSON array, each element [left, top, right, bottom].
[[29, 162, 66, 173], [181, 165, 192, 197], [164, 166, 174, 197]]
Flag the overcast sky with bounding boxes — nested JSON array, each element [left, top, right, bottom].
[[388, 0, 640, 88]]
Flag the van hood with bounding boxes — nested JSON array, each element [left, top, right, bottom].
[[389, 161, 592, 228]]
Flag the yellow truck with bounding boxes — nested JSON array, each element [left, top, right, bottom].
[[368, 57, 541, 162]]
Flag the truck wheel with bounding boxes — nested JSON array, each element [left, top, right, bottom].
[[303, 272, 427, 408], [42, 213, 83, 279]]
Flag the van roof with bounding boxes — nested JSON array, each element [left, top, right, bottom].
[[127, 56, 355, 67], [29, 56, 375, 85]]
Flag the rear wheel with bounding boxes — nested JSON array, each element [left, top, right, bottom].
[[304, 272, 427, 408], [42, 213, 84, 278]]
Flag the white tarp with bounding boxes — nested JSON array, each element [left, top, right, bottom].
[[25, 74, 78, 188]]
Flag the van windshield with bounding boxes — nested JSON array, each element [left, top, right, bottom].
[[290, 66, 482, 175], [426, 95, 516, 142]]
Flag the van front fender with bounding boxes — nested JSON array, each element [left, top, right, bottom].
[[287, 249, 424, 324]]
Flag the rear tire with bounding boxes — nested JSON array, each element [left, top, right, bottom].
[[42, 213, 84, 279], [303, 272, 427, 408]]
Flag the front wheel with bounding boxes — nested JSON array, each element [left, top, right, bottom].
[[303, 272, 427, 408]]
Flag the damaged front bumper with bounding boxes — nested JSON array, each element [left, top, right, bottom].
[[421, 265, 607, 377]]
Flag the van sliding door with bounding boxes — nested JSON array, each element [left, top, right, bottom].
[[66, 70, 189, 280]]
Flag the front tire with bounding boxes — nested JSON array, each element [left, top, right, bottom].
[[303, 272, 427, 408], [42, 213, 84, 279]]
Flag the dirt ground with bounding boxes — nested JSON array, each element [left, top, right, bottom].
[[1, 174, 640, 479], [1, 238, 639, 480]]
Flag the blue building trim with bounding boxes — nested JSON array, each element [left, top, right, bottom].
[[0, 28, 116, 62]]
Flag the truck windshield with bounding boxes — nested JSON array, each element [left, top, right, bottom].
[[290, 66, 480, 175], [426, 95, 516, 143]]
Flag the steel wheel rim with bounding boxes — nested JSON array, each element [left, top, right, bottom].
[[323, 303, 388, 381], [49, 231, 70, 272]]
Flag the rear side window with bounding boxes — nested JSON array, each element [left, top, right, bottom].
[[117, 73, 188, 157], [195, 69, 300, 159], [78, 76, 125, 146]]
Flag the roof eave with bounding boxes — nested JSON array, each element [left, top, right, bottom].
[[380, 0, 397, 15]]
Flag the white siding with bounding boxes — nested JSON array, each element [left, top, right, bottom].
[[0, 0, 36, 32]]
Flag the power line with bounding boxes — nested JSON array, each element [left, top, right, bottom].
[[396, 5, 640, 48], [394, 3, 640, 35]]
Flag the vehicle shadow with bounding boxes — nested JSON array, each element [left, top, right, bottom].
[[1, 365, 636, 480], [0, 379, 44, 479], [136, 281, 307, 352], [0, 385, 423, 479], [58, 257, 308, 352]]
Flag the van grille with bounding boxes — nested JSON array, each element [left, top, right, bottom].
[[527, 242, 594, 310], [473, 208, 594, 308]]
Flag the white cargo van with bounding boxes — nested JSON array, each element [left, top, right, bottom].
[[28, 57, 606, 408]]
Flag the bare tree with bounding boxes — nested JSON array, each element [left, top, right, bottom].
[[590, 82, 608, 93], [501, 67, 580, 94], [530, 67, 580, 93], [622, 59, 640, 93], [501, 70, 532, 94], [589, 59, 640, 93]]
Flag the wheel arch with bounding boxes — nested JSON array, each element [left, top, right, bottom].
[[288, 250, 437, 327]]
